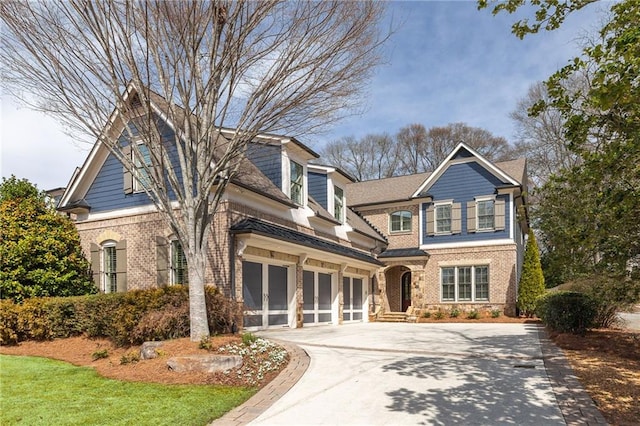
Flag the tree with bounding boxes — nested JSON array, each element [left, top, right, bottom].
[[481, 0, 640, 276], [0, 176, 95, 302], [322, 122, 515, 180], [517, 229, 546, 316], [321, 133, 398, 181], [509, 81, 582, 188], [1, 1, 387, 340]]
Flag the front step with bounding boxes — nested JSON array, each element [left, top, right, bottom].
[[376, 312, 408, 323]]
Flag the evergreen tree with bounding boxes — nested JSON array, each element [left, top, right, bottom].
[[0, 176, 96, 302], [518, 229, 546, 316]]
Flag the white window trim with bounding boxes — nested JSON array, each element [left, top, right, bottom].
[[101, 241, 117, 294], [439, 265, 490, 303], [282, 151, 307, 207], [389, 210, 412, 233], [332, 184, 345, 223], [434, 200, 453, 235], [475, 195, 496, 232], [132, 140, 150, 193]]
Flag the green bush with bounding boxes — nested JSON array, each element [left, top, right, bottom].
[[434, 310, 445, 320], [536, 291, 596, 335], [422, 311, 431, 318], [491, 309, 502, 318], [449, 308, 460, 318], [0, 285, 239, 346], [562, 274, 640, 328], [466, 310, 480, 320]]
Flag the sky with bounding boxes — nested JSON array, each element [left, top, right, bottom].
[[0, 1, 609, 191]]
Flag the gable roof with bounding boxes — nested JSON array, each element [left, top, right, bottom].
[[412, 142, 521, 197], [347, 143, 527, 208]]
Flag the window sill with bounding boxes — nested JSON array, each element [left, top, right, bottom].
[[389, 230, 412, 235]]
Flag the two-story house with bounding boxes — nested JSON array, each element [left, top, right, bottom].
[[57, 89, 528, 330], [349, 144, 528, 317], [57, 89, 388, 330]]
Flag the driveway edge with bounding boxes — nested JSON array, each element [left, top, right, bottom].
[[212, 339, 310, 426], [537, 326, 608, 425]]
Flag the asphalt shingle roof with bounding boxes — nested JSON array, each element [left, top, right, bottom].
[[378, 248, 429, 259], [230, 218, 383, 266]]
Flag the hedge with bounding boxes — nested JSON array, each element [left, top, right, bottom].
[[536, 291, 596, 335], [0, 286, 241, 346]]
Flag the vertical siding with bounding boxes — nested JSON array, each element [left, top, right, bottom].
[[420, 161, 512, 245], [308, 171, 328, 209], [85, 116, 182, 212], [246, 143, 282, 189]]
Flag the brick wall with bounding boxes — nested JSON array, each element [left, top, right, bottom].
[[359, 204, 420, 249]]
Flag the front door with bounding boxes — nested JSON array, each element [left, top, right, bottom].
[[401, 272, 411, 312]]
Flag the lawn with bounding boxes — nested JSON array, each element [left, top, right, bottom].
[[0, 354, 255, 426]]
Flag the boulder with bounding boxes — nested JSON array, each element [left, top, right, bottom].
[[167, 355, 243, 373], [140, 341, 164, 360]]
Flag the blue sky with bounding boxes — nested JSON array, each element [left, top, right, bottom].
[[1, 1, 608, 190]]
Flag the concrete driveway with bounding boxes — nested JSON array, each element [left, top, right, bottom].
[[249, 322, 565, 425]]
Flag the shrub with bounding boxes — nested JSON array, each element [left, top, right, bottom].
[[205, 286, 242, 334], [0, 300, 20, 345], [120, 351, 140, 365], [242, 332, 257, 346], [563, 274, 640, 328], [434, 310, 445, 320], [449, 308, 460, 318], [131, 301, 190, 344], [491, 309, 502, 318], [518, 229, 546, 316], [466, 310, 480, 320], [91, 349, 109, 360], [422, 311, 431, 318], [536, 291, 596, 335]]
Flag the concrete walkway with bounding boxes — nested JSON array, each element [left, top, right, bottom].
[[214, 322, 606, 425]]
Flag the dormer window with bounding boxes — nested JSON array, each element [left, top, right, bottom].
[[334, 185, 344, 221], [290, 160, 304, 205], [390, 210, 411, 233]]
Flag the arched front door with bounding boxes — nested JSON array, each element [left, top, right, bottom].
[[401, 272, 411, 311]]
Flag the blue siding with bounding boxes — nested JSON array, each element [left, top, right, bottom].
[[421, 161, 511, 244], [246, 143, 282, 189], [308, 172, 328, 209], [85, 117, 182, 212]]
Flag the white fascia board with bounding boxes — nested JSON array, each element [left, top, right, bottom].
[[420, 239, 516, 250], [411, 142, 519, 198]]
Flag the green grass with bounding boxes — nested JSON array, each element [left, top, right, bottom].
[[0, 355, 256, 426]]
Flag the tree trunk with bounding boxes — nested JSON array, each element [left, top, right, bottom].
[[188, 247, 210, 341]]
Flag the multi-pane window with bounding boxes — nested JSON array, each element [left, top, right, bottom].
[[290, 160, 303, 205], [436, 204, 452, 233], [475, 266, 489, 300], [133, 143, 151, 192], [440, 266, 489, 302], [477, 199, 495, 230], [390, 210, 412, 232], [441, 267, 456, 301], [334, 185, 344, 221], [458, 267, 472, 301], [103, 245, 117, 293], [171, 240, 188, 286]]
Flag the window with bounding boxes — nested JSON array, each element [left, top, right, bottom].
[[290, 160, 303, 205], [390, 210, 412, 232], [477, 199, 495, 230], [436, 204, 452, 233], [334, 185, 344, 221], [133, 143, 151, 192], [103, 244, 117, 293], [440, 266, 489, 302], [171, 240, 188, 285]]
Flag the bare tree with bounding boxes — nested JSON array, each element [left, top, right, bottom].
[[1, 1, 387, 340], [396, 123, 432, 174], [510, 81, 582, 187], [320, 133, 398, 181]]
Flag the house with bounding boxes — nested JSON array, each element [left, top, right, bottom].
[[348, 146, 528, 317], [58, 91, 528, 330]]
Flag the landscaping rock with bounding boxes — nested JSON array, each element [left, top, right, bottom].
[[140, 341, 164, 360], [167, 355, 243, 373]]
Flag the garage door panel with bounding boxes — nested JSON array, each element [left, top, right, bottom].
[[243, 261, 263, 310], [268, 265, 288, 311]]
